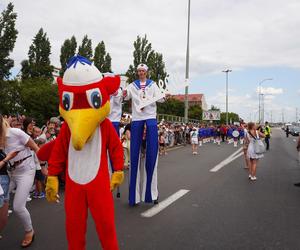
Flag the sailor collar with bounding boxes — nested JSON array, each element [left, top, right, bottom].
[[133, 79, 153, 90]]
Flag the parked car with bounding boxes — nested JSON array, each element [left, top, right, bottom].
[[290, 126, 300, 136]]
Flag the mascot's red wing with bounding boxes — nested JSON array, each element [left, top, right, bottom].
[[37, 140, 56, 162]]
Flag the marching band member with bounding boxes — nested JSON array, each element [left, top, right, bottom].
[[216, 125, 221, 146], [227, 126, 233, 144], [198, 125, 204, 147], [210, 125, 216, 144], [123, 63, 164, 206], [233, 127, 239, 147], [203, 126, 208, 144], [239, 125, 245, 145]]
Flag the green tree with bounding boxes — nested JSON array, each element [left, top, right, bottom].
[[126, 35, 154, 83], [188, 105, 203, 120], [59, 35, 77, 76], [78, 35, 92, 60], [157, 98, 202, 120], [148, 52, 168, 83], [157, 98, 184, 117], [94, 41, 112, 72], [0, 78, 59, 124], [21, 28, 53, 80], [220, 112, 239, 124], [126, 35, 167, 83], [103, 53, 112, 72], [210, 105, 220, 111], [0, 2, 18, 80], [0, 80, 22, 114], [19, 78, 59, 125]]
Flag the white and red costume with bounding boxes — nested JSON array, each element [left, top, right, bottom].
[[38, 56, 123, 250]]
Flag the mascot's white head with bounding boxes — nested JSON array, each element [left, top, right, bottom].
[[57, 55, 120, 150]]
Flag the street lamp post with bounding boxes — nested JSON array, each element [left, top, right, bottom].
[[184, 0, 191, 124], [222, 69, 232, 125], [261, 93, 265, 124], [258, 78, 273, 124]]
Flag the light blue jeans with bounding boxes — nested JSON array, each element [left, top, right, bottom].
[[0, 175, 10, 208]]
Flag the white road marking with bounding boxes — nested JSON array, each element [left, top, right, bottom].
[[141, 189, 190, 218], [210, 147, 243, 172], [229, 152, 244, 163], [230, 147, 243, 158]]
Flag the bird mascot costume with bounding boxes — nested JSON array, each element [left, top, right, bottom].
[[37, 55, 124, 250]]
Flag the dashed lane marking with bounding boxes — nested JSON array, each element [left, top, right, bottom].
[[141, 189, 190, 218], [210, 147, 243, 172]]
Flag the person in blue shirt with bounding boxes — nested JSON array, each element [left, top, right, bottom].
[[239, 126, 245, 145], [203, 126, 209, 144], [227, 126, 233, 144], [232, 126, 239, 147], [198, 125, 204, 147], [216, 125, 221, 146], [208, 126, 214, 143]]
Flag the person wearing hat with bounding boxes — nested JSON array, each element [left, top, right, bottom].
[[124, 63, 164, 206]]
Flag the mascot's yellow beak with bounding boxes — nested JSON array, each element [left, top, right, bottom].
[[59, 102, 110, 151]]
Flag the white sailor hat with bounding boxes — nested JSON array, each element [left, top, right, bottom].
[[137, 63, 148, 71]]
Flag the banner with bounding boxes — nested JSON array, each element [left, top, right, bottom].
[[202, 111, 221, 121]]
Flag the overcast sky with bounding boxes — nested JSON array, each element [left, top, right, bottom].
[[2, 0, 300, 122]]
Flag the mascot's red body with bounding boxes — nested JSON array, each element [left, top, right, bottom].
[[38, 56, 123, 250]]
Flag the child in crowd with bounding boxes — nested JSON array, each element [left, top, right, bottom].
[[159, 132, 167, 156]]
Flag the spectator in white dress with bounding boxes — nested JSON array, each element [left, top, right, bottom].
[[246, 122, 265, 181]]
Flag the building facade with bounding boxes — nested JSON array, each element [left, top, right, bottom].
[[171, 94, 208, 111]]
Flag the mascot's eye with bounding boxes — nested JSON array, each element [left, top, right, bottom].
[[62, 92, 74, 111], [86, 88, 102, 109]]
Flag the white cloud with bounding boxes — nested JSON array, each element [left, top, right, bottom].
[[206, 91, 258, 113], [1, 0, 298, 122], [2, 0, 300, 78], [206, 87, 295, 122], [256, 87, 284, 95]]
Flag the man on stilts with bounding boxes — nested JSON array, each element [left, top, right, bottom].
[[124, 64, 163, 206]]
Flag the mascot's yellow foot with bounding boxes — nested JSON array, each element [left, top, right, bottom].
[[110, 171, 124, 191]]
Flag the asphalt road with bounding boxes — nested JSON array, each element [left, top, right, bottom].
[[1, 128, 300, 250]]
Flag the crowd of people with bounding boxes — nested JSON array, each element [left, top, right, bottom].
[[0, 114, 61, 246], [0, 58, 299, 249], [157, 121, 271, 181], [156, 122, 249, 155], [0, 111, 298, 245]]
